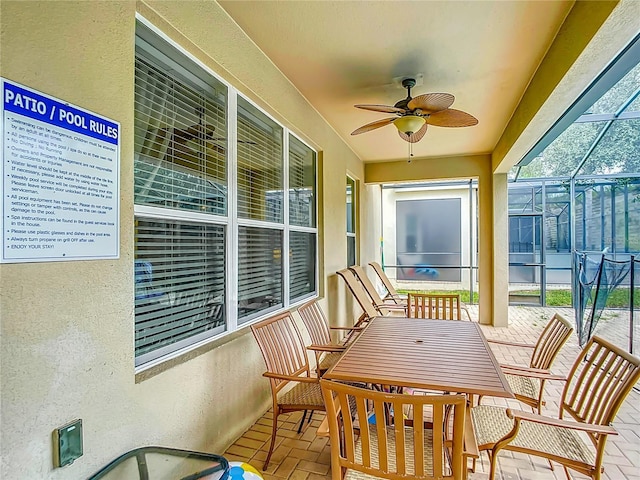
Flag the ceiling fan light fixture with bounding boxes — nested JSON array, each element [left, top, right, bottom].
[[393, 115, 426, 135]]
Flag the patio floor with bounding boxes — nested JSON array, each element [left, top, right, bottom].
[[223, 306, 640, 480]]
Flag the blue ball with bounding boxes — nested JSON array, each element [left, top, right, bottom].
[[227, 461, 264, 480]]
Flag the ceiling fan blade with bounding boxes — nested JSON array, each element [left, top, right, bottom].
[[426, 108, 478, 127], [355, 104, 405, 114], [407, 93, 455, 113], [351, 117, 396, 135], [398, 122, 428, 143]]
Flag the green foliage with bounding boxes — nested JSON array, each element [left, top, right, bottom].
[[517, 63, 640, 179], [514, 288, 640, 308]]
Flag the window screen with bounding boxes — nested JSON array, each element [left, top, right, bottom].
[[396, 198, 461, 281]]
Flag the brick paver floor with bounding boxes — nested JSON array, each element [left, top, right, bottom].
[[224, 306, 640, 480]]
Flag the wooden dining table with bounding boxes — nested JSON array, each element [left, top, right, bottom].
[[323, 316, 514, 399]]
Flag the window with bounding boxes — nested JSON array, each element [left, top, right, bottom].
[[346, 176, 357, 267], [133, 21, 317, 368], [396, 199, 462, 282]]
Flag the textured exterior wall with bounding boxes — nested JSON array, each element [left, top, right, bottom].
[[0, 1, 365, 478]]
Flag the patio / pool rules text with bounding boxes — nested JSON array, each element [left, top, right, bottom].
[[1, 79, 120, 263]]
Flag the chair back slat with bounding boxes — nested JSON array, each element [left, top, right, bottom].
[[561, 336, 640, 444], [530, 313, 573, 370], [298, 299, 332, 346], [320, 379, 466, 480], [407, 293, 463, 320], [393, 398, 407, 475], [369, 261, 402, 303], [251, 312, 311, 393], [374, 400, 389, 472], [432, 399, 444, 476], [337, 269, 384, 319], [349, 265, 387, 306]]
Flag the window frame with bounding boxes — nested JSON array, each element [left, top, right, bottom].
[[346, 175, 358, 267], [133, 15, 318, 371]]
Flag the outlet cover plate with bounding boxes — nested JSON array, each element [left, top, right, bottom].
[[53, 419, 83, 467]]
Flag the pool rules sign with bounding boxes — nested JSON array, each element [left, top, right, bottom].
[[1, 79, 120, 263]]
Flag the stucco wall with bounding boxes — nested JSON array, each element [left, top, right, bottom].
[[0, 1, 366, 477]]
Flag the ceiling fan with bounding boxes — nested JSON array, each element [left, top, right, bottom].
[[351, 78, 478, 143]]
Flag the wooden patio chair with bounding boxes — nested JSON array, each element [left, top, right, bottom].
[[368, 261, 406, 304], [297, 298, 364, 376], [349, 265, 407, 315], [250, 311, 326, 470], [336, 269, 404, 324], [484, 313, 574, 413], [320, 379, 472, 480], [406, 293, 469, 321], [471, 336, 640, 480]]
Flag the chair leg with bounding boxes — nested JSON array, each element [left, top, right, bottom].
[[562, 465, 572, 480], [264, 409, 279, 470], [488, 450, 499, 480], [297, 410, 308, 433]]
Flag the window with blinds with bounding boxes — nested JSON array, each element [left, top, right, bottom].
[[347, 176, 357, 267], [238, 226, 283, 322], [289, 135, 316, 227], [237, 97, 283, 223], [290, 231, 316, 301], [134, 51, 227, 216], [135, 220, 226, 364], [134, 22, 318, 368]]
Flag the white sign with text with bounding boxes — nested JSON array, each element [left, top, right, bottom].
[[1, 79, 120, 263]]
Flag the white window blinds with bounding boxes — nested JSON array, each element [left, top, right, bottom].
[[135, 219, 226, 364], [237, 97, 283, 222], [289, 135, 316, 227], [134, 22, 318, 368], [237, 226, 283, 321]]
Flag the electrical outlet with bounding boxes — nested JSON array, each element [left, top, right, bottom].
[[53, 419, 83, 467]]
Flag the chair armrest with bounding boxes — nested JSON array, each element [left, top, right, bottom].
[[487, 338, 535, 348], [330, 326, 365, 331], [379, 303, 407, 310], [385, 293, 407, 300], [507, 409, 618, 436], [316, 416, 330, 437], [501, 365, 566, 381], [263, 372, 319, 383], [307, 343, 346, 353]]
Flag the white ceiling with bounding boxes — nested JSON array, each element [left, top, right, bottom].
[[219, 1, 574, 163]]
